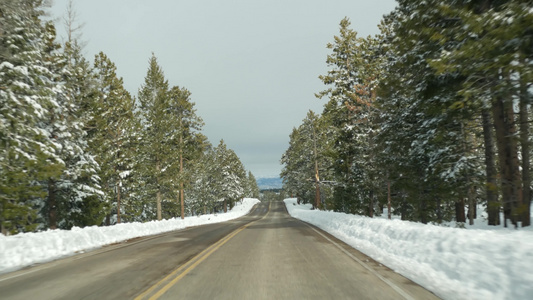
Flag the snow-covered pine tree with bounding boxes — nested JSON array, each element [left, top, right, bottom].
[[374, 0, 487, 224], [245, 171, 260, 199], [92, 52, 137, 224], [167, 86, 205, 219], [426, 0, 532, 227], [0, 0, 63, 234], [187, 145, 219, 215], [137, 54, 177, 221], [280, 111, 333, 208], [41, 23, 103, 230], [214, 140, 247, 212], [316, 18, 384, 215]]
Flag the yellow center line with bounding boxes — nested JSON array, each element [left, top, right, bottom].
[[149, 227, 246, 299], [135, 201, 271, 300]]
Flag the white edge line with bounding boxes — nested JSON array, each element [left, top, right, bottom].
[[304, 223, 416, 300]]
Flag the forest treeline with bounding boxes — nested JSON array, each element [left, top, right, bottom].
[[281, 0, 532, 227], [0, 1, 259, 234]]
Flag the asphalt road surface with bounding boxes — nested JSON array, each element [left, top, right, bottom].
[[0, 201, 440, 300]]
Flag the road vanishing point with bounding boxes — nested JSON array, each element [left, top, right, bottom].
[[0, 201, 440, 299]]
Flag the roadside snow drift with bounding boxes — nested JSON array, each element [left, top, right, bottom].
[[0, 198, 260, 274], [284, 198, 533, 300]]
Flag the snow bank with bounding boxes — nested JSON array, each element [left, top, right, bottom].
[[0, 198, 260, 274], [284, 198, 533, 300]]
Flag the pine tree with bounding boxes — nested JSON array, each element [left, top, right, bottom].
[[281, 111, 333, 208], [214, 140, 247, 212], [373, 1, 486, 224], [188, 145, 219, 215], [137, 54, 178, 220], [167, 86, 205, 219], [0, 0, 62, 233], [245, 171, 260, 199], [316, 18, 385, 215], [425, 0, 532, 226], [92, 52, 137, 224]]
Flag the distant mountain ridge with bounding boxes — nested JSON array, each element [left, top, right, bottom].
[[256, 177, 283, 190]]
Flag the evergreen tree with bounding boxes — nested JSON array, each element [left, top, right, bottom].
[[427, 0, 532, 227], [245, 171, 260, 199], [41, 21, 103, 230], [214, 140, 247, 212], [92, 52, 138, 224], [137, 54, 181, 220], [167, 86, 205, 219], [316, 18, 384, 215], [372, 1, 485, 224], [0, 0, 62, 233], [188, 145, 219, 215], [281, 111, 333, 208]]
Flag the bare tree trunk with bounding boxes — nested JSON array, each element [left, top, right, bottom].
[[419, 186, 427, 224], [180, 153, 185, 220], [400, 192, 407, 221], [468, 185, 476, 225], [387, 176, 391, 220], [369, 190, 374, 217], [223, 199, 227, 213], [482, 108, 500, 225], [420, 198, 427, 224], [117, 179, 121, 224], [519, 75, 531, 227], [436, 197, 442, 224], [156, 160, 162, 221], [48, 179, 57, 229], [311, 121, 321, 210], [492, 93, 522, 227], [508, 102, 523, 227], [179, 121, 185, 219], [461, 122, 475, 225], [456, 198, 466, 223]]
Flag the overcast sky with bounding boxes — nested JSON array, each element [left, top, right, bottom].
[[49, 0, 397, 178]]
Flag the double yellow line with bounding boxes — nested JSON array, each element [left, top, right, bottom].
[[135, 201, 271, 300]]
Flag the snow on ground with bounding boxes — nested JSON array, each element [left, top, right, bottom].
[[0, 198, 260, 275], [284, 198, 533, 300]]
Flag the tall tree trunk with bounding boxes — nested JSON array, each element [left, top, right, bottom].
[[312, 121, 321, 210], [468, 185, 476, 225], [156, 160, 162, 221], [48, 179, 57, 229], [180, 152, 185, 220], [117, 178, 121, 224], [482, 108, 500, 225], [461, 121, 475, 225], [492, 93, 522, 227], [493, 96, 511, 226], [179, 120, 185, 219], [419, 186, 427, 224], [369, 190, 374, 217], [519, 75, 531, 226], [507, 100, 523, 227], [400, 192, 407, 221], [436, 197, 442, 224], [456, 198, 466, 223], [387, 174, 391, 220], [223, 199, 227, 213], [157, 190, 162, 220]]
